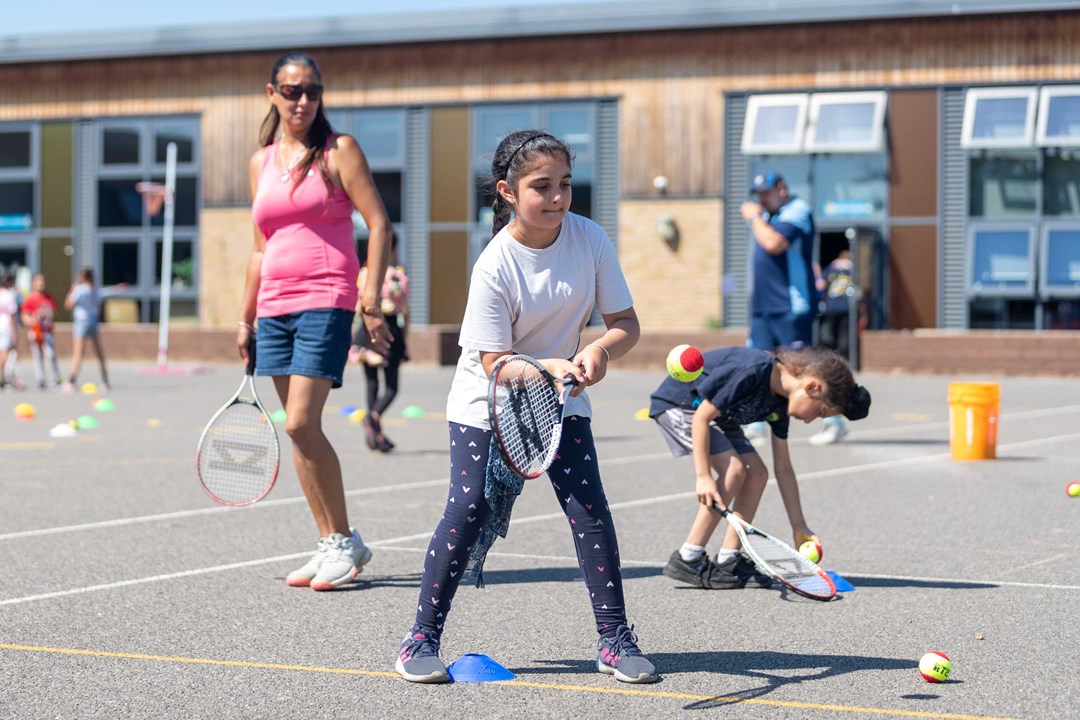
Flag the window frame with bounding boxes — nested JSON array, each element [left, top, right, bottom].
[[1038, 221, 1080, 298], [965, 222, 1036, 298], [961, 87, 1038, 150], [804, 91, 888, 153], [1036, 85, 1080, 148], [741, 93, 809, 155]]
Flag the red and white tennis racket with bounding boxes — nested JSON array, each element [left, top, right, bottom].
[[196, 336, 280, 505], [488, 354, 577, 480], [713, 503, 836, 601]]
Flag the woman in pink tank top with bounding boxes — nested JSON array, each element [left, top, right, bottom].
[[238, 51, 394, 592]]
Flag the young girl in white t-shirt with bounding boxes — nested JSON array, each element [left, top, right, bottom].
[[395, 131, 657, 685]]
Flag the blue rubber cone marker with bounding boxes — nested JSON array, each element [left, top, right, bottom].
[[447, 653, 516, 682], [826, 570, 856, 592]]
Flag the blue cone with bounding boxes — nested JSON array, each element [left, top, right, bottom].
[[340, 405, 357, 416], [447, 653, 516, 682], [826, 570, 856, 592]]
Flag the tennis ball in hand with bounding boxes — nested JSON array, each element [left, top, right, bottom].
[[918, 651, 952, 683], [666, 344, 704, 382], [1067, 481, 1080, 498], [799, 541, 822, 564]]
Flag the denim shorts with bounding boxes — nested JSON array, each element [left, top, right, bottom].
[[73, 317, 99, 340], [256, 308, 354, 388]]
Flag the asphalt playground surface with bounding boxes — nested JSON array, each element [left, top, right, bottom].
[[1, 359, 1078, 719]]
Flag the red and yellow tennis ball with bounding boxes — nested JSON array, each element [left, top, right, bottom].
[[666, 344, 704, 382], [1067, 481, 1080, 498], [918, 651, 953, 683], [799, 541, 823, 564]]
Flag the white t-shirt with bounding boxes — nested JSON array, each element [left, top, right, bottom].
[[446, 212, 634, 428]]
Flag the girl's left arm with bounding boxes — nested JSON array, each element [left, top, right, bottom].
[[571, 306, 639, 395], [770, 436, 820, 548], [331, 134, 394, 351]]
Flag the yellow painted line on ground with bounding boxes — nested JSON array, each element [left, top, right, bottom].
[[0, 441, 55, 450], [0, 644, 1020, 720], [891, 412, 935, 422]]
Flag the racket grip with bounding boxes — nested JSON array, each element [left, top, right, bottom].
[[711, 501, 730, 516], [246, 336, 257, 376]]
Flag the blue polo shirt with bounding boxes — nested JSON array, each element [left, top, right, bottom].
[[751, 196, 815, 316]]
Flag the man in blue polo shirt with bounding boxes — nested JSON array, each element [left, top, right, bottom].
[[739, 171, 847, 446]]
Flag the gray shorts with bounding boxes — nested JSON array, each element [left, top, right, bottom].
[[654, 407, 756, 457]]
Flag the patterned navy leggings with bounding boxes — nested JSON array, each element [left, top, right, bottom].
[[412, 417, 627, 638]]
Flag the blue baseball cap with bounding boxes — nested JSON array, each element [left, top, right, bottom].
[[750, 171, 783, 193]]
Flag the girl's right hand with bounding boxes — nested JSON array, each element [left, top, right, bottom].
[[696, 474, 724, 508]]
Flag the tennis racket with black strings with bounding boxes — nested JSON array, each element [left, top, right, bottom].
[[196, 336, 280, 505], [712, 502, 836, 601], [488, 354, 577, 480]]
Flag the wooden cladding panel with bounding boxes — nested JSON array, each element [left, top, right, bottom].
[[2, 12, 1079, 203]]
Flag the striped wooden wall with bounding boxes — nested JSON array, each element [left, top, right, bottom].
[[4, 11, 1079, 203]]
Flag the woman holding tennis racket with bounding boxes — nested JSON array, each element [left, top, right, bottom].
[[238, 51, 394, 591], [649, 345, 870, 591], [394, 131, 657, 685]]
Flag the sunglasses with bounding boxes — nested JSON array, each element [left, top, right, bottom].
[[275, 83, 324, 102]]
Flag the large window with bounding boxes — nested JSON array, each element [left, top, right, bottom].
[[95, 117, 200, 323], [962, 86, 1080, 328], [0, 124, 37, 233], [326, 108, 407, 262], [471, 103, 596, 226], [743, 92, 888, 223]]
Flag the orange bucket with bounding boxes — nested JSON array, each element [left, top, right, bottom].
[[948, 382, 1000, 460]]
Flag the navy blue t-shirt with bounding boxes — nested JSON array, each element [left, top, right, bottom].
[[751, 196, 816, 316], [649, 346, 791, 439]]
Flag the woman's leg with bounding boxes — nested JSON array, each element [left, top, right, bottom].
[[372, 361, 400, 417], [273, 374, 346, 536]]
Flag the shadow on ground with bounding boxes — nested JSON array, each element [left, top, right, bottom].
[[512, 650, 917, 708]]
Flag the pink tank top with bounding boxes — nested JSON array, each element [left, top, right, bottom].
[[251, 139, 359, 317]]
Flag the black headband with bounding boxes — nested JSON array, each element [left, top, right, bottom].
[[505, 133, 551, 173]]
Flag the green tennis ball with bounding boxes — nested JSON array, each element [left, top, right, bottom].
[[666, 344, 704, 382], [1067, 481, 1080, 498], [799, 541, 822, 564], [919, 651, 952, 683]]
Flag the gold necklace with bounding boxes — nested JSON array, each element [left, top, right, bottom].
[[278, 143, 307, 183]]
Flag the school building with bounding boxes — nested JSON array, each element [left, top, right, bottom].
[[3, 0, 1080, 373]]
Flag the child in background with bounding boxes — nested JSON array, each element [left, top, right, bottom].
[[64, 266, 113, 391], [395, 130, 657, 685], [649, 345, 870, 589], [0, 273, 18, 391], [354, 233, 410, 452], [20, 274, 62, 390]]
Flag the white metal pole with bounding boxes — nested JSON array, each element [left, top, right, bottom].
[[156, 142, 177, 369]]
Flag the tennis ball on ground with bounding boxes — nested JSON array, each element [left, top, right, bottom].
[[799, 541, 823, 564], [918, 651, 952, 683], [1067, 481, 1080, 498], [666, 344, 704, 382]]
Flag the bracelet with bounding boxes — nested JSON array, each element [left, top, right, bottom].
[[237, 320, 255, 332], [360, 305, 383, 317], [586, 343, 610, 362]]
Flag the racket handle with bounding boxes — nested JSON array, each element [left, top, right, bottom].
[[711, 501, 731, 516], [246, 335, 257, 376]]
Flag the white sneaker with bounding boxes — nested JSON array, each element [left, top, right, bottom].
[[285, 537, 330, 587], [808, 422, 849, 447], [310, 528, 372, 591]]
